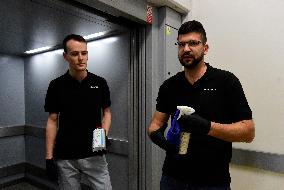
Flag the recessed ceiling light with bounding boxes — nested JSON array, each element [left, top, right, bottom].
[[84, 32, 106, 40], [24, 46, 52, 54]]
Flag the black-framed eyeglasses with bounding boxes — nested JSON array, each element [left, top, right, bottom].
[[175, 40, 202, 48]]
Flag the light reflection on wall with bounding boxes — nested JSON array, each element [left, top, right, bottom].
[[28, 49, 66, 82], [28, 37, 119, 80], [88, 37, 118, 48]]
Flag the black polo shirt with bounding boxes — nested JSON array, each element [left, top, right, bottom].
[[45, 71, 111, 159], [156, 63, 252, 185]]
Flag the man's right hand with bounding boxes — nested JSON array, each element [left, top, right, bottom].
[[178, 113, 211, 134], [46, 159, 58, 182]]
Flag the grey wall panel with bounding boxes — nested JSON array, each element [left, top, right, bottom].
[[107, 154, 128, 190], [75, 0, 148, 23], [0, 54, 25, 181], [144, 7, 167, 190], [0, 54, 25, 126], [165, 26, 181, 79], [162, 6, 182, 80], [24, 52, 68, 127], [0, 136, 25, 168], [145, 6, 182, 190], [25, 136, 45, 169], [232, 148, 284, 174], [164, 6, 182, 30]]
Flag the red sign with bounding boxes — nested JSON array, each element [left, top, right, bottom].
[[146, 5, 153, 24]]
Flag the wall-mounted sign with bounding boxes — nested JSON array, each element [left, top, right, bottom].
[[146, 5, 153, 24], [166, 26, 172, 35]]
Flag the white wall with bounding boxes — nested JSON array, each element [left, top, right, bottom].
[[185, 0, 284, 189], [172, 0, 191, 21], [189, 0, 284, 155], [230, 164, 284, 190]]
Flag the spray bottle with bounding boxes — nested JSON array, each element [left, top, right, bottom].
[[176, 106, 195, 155]]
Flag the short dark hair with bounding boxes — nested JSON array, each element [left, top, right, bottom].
[[63, 34, 86, 53], [178, 20, 207, 44]]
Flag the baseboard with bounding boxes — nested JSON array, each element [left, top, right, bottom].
[[0, 163, 57, 189], [0, 174, 25, 189], [0, 163, 94, 189]]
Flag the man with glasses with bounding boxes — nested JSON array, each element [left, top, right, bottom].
[[147, 20, 255, 190], [44, 34, 112, 190]]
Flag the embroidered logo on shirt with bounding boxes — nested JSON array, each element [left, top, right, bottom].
[[90, 85, 99, 89], [203, 88, 217, 91]]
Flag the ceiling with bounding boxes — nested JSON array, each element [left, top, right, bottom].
[[0, 0, 128, 56]]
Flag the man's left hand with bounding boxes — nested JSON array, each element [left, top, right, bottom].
[[177, 113, 211, 134]]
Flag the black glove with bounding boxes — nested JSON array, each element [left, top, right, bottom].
[[177, 113, 211, 134], [102, 136, 111, 154], [106, 136, 111, 147], [46, 159, 58, 182], [149, 124, 179, 153]]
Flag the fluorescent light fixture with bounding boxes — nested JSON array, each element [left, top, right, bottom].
[[24, 31, 106, 54], [84, 32, 106, 40], [24, 46, 52, 54]]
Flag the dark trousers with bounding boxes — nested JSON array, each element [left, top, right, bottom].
[[160, 175, 231, 190]]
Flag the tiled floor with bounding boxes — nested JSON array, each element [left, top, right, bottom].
[[1, 182, 43, 190]]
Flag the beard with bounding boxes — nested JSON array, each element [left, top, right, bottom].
[[179, 52, 204, 69]]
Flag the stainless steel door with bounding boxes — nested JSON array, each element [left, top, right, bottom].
[[87, 32, 133, 190]]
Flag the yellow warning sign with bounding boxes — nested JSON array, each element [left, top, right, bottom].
[[166, 26, 171, 35]]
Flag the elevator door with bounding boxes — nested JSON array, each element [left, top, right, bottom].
[[87, 32, 133, 190], [25, 30, 137, 189]]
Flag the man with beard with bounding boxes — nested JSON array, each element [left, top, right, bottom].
[[44, 34, 112, 190], [147, 20, 255, 190]]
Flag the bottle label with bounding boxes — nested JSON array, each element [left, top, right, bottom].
[[179, 132, 190, 155], [92, 128, 106, 152]]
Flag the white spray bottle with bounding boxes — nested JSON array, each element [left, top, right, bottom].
[[176, 106, 195, 155]]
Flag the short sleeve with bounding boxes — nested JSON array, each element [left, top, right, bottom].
[[44, 80, 60, 113], [156, 81, 175, 114], [227, 74, 252, 121], [101, 78, 111, 109]]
